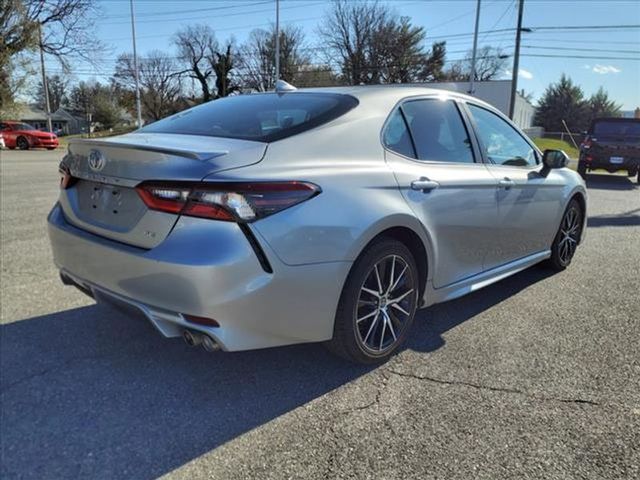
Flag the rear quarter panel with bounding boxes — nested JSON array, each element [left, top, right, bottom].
[[204, 110, 434, 269]]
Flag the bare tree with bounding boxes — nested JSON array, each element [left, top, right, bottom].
[[1, 0, 102, 110], [173, 24, 217, 102], [319, 0, 441, 85], [445, 46, 508, 81], [238, 24, 308, 91], [318, 0, 390, 85], [34, 74, 69, 111], [114, 51, 182, 121], [15, 0, 104, 68], [468, 46, 508, 81], [211, 42, 240, 98]]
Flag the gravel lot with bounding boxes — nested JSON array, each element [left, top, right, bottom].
[[1, 149, 639, 480]]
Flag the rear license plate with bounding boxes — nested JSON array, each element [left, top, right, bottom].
[[610, 156, 624, 164]]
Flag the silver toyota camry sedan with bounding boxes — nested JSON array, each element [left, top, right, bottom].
[[48, 84, 587, 363]]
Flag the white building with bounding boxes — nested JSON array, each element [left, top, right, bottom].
[[420, 79, 536, 131]]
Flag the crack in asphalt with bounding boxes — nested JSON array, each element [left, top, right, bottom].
[[337, 371, 390, 416], [387, 369, 601, 406], [0, 354, 109, 395], [0, 345, 158, 395]]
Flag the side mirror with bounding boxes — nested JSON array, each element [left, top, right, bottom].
[[542, 149, 569, 170]]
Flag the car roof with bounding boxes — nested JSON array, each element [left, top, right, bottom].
[[298, 84, 496, 110], [591, 117, 639, 123]]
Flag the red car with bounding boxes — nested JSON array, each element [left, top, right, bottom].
[[0, 121, 59, 150]]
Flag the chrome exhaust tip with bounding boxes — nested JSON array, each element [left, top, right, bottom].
[[183, 330, 202, 347], [202, 335, 220, 352]]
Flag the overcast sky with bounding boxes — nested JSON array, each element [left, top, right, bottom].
[[43, 0, 640, 110]]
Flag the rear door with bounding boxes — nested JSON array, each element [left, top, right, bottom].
[[463, 102, 564, 267], [60, 134, 266, 248], [384, 96, 498, 288]]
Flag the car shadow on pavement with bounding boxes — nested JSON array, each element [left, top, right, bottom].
[[585, 173, 638, 191], [408, 266, 555, 353], [588, 208, 640, 228], [1, 266, 555, 480]]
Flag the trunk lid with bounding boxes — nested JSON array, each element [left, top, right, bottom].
[[59, 133, 266, 248]]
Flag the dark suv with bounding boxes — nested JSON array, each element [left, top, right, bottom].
[[578, 117, 640, 183]]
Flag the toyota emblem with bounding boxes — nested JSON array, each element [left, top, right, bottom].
[[88, 149, 106, 172]]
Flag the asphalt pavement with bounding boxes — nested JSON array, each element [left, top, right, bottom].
[[1, 149, 639, 479]]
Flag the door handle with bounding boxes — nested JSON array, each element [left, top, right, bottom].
[[499, 177, 516, 190], [411, 178, 440, 192]]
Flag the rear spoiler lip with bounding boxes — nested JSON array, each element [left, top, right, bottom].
[[67, 137, 227, 161]]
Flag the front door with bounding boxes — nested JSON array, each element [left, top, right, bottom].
[[383, 97, 498, 289], [465, 103, 564, 268]]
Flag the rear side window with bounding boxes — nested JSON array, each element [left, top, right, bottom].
[[402, 99, 475, 163], [592, 120, 640, 137], [139, 93, 359, 142], [383, 109, 416, 158]]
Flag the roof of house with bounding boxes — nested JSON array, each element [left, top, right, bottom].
[[11, 104, 68, 122]]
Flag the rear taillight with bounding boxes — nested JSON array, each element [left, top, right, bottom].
[[136, 181, 321, 222], [59, 164, 76, 189]]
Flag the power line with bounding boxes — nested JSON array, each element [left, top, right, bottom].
[[531, 23, 640, 30], [515, 37, 640, 45], [522, 53, 640, 61], [522, 45, 640, 54], [100, 1, 271, 20], [100, 15, 324, 41], [480, 0, 515, 43], [98, 1, 324, 26], [43, 54, 516, 78]]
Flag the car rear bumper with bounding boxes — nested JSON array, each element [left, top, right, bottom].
[[47, 203, 351, 351], [580, 154, 640, 172]]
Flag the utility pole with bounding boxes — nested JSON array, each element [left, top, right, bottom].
[[468, 0, 481, 95], [130, 0, 143, 128], [274, 0, 280, 85], [509, 0, 525, 120], [38, 24, 53, 133]]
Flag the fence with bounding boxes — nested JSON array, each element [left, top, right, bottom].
[[540, 131, 585, 149]]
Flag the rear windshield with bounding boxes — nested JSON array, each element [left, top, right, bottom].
[[139, 92, 359, 142], [592, 120, 640, 137]]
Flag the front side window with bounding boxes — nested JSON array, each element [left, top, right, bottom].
[[402, 99, 475, 163], [15, 123, 35, 131], [468, 104, 537, 167], [140, 93, 359, 142]]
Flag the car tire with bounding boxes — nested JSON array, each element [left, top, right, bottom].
[[17, 137, 29, 150], [46, 147, 55, 150], [326, 238, 419, 364], [546, 199, 583, 271], [577, 162, 587, 180]]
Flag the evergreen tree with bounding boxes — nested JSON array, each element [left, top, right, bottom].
[[534, 74, 589, 132], [588, 87, 621, 123]]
